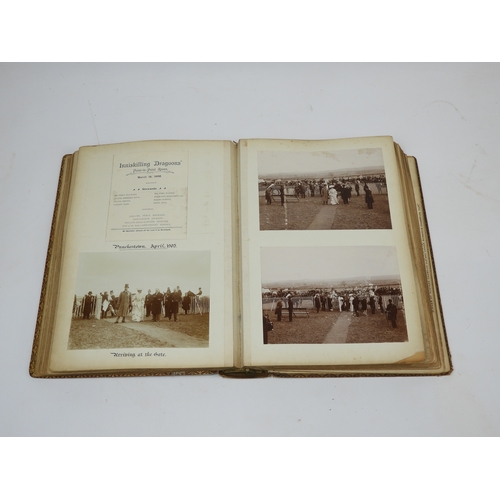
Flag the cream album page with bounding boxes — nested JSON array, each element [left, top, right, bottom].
[[239, 137, 425, 369], [48, 140, 236, 373]]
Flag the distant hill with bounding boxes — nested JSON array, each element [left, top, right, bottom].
[[263, 275, 400, 290], [261, 165, 385, 180]]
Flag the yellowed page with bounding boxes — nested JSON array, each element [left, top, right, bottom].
[[48, 140, 235, 373], [239, 137, 425, 369]]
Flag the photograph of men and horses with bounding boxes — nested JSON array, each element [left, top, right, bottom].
[[261, 246, 407, 345], [258, 148, 392, 231], [69, 251, 210, 349]]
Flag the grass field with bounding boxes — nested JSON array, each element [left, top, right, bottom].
[[345, 310, 407, 343], [151, 313, 209, 340], [266, 308, 407, 344], [260, 196, 322, 230], [266, 310, 340, 344], [259, 192, 392, 230], [68, 314, 209, 349]]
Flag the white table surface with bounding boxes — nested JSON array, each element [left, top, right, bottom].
[[1, 63, 499, 437]]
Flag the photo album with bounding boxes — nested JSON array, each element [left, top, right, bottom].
[[30, 137, 452, 377]]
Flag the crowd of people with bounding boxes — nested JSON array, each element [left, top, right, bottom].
[[262, 175, 386, 210], [262, 285, 402, 300], [74, 284, 205, 323], [262, 285, 403, 329]]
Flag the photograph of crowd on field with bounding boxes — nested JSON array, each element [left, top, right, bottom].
[[69, 251, 210, 350], [258, 148, 392, 230], [261, 246, 407, 345]]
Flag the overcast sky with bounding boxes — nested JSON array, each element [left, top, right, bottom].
[[261, 246, 400, 284], [74, 251, 210, 297], [258, 148, 384, 177]]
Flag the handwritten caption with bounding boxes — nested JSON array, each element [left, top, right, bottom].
[[112, 243, 177, 250], [110, 352, 165, 358]]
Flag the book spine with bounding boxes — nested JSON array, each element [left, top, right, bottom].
[[30, 154, 74, 377]]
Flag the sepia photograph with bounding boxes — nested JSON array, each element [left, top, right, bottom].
[[258, 148, 392, 230], [69, 251, 210, 349], [261, 246, 407, 344]]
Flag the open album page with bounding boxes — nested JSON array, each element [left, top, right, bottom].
[[48, 140, 236, 374], [239, 137, 425, 371]]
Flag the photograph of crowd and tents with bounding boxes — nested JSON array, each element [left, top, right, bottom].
[[69, 251, 210, 349], [261, 246, 407, 344], [258, 148, 392, 230]]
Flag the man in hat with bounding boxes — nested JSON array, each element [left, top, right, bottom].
[[341, 184, 350, 204], [365, 187, 374, 209], [352, 294, 360, 317], [279, 184, 285, 206], [386, 299, 398, 328], [151, 288, 164, 322], [82, 291, 94, 319], [287, 294, 293, 322], [145, 289, 153, 317], [115, 284, 130, 323], [171, 286, 182, 322], [322, 183, 329, 205]]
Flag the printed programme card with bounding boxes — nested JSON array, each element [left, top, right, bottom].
[[106, 152, 188, 241]]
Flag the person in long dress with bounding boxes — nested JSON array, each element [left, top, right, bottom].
[[361, 295, 368, 315], [265, 184, 273, 204], [131, 288, 145, 322], [101, 292, 110, 319], [328, 185, 339, 205]]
